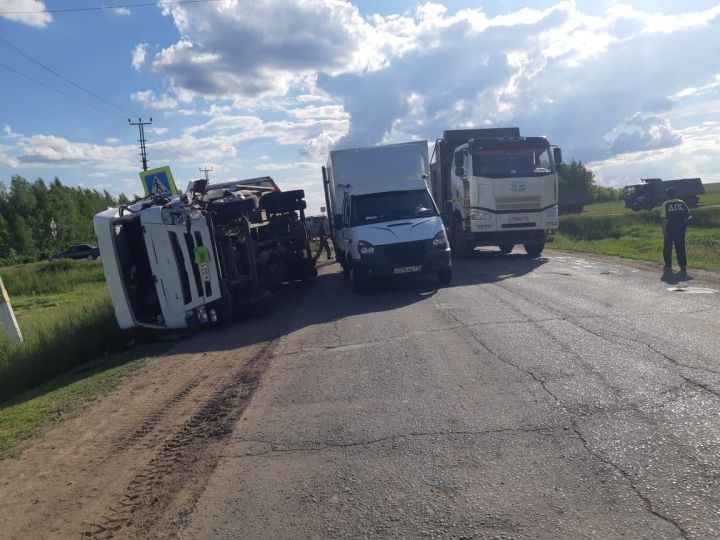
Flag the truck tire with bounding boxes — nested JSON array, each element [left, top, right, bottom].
[[451, 217, 472, 258], [437, 268, 452, 285], [498, 244, 514, 254], [524, 243, 545, 257]]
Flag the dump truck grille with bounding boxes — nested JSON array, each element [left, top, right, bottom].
[[495, 195, 542, 210], [384, 241, 427, 267]]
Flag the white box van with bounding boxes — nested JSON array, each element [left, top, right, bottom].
[[323, 141, 451, 291]]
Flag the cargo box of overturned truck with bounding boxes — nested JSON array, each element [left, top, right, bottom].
[[94, 176, 316, 330]]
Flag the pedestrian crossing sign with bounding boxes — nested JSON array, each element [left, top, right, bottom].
[[140, 166, 178, 197]]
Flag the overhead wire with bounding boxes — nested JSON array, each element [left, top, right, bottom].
[[0, 37, 138, 118], [0, 60, 128, 119], [0, 0, 222, 15]]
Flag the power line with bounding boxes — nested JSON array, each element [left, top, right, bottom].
[[0, 60, 127, 119], [0, 0, 222, 15], [0, 37, 137, 117]]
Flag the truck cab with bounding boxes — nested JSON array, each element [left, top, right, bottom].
[[431, 128, 561, 257]]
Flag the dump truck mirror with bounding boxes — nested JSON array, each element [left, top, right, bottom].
[[333, 214, 343, 228], [455, 166, 465, 177], [553, 147, 562, 165]]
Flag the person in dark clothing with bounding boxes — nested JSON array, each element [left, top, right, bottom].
[[661, 187, 691, 275], [314, 218, 332, 261]]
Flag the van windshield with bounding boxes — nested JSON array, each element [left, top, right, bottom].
[[351, 190, 437, 225]]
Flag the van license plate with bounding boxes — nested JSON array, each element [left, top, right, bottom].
[[393, 265, 422, 274]]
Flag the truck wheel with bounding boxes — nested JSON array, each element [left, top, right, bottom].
[[437, 268, 452, 285], [451, 218, 471, 258], [498, 244, 514, 254], [524, 243, 545, 257]]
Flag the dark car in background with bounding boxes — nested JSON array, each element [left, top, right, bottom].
[[51, 244, 100, 260]]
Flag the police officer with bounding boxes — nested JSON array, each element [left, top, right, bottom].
[[661, 187, 691, 275]]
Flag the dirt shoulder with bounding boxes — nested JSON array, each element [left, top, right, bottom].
[[0, 283, 308, 539]]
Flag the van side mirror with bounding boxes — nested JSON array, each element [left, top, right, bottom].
[[455, 166, 465, 177], [333, 214, 343, 228], [553, 147, 562, 165]]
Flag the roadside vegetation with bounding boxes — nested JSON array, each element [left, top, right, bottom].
[[0, 260, 131, 401], [0, 345, 165, 459], [556, 206, 720, 271], [0, 175, 130, 265]]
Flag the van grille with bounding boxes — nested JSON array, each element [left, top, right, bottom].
[[495, 195, 542, 210], [384, 241, 426, 267]]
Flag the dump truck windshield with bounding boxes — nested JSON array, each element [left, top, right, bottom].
[[471, 148, 554, 178], [352, 189, 437, 225]]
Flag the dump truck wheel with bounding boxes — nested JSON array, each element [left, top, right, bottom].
[[524, 243, 544, 257]]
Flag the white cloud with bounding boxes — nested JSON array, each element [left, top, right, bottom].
[[131, 43, 148, 71], [106, 137, 120, 144], [0, 0, 52, 28], [112, 7, 131, 16], [131, 89, 178, 110], [257, 161, 317, 171]]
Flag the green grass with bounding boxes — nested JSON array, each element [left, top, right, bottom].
[[0, 260, 135, 401], [555, 207, 720, 271], [1, 259, 106, 296], [0, 343, 166, 460]]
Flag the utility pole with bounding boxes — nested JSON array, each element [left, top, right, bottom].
[[199, 166, 213, 181], [128, 117, 152, 171], [0, 273, 23, 344]]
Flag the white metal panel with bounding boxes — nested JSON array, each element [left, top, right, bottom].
[[329, 141, 429, 211], [93, 209, 137, 330], [346, 216, 444, 258]]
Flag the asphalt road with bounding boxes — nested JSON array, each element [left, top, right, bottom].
[[182, 250, 720, 539]]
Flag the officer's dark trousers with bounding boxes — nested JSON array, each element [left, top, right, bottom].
[[663, 230, 687, 268]]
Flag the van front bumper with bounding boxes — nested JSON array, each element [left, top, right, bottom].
[[352, 243, 451, 280]]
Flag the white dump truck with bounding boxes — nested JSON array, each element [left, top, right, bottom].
[[94, 177, 316, 330], [322, 140, 452, 291], [430, 128, 562, 257]]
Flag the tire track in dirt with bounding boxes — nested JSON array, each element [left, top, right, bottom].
[[79, 339, 279, 538]]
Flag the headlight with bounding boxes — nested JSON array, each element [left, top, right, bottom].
[[432, 230, 448, 247], [470, 210, 492, 221], [357, 240, 375, 255], [544, 206, 558, 217]]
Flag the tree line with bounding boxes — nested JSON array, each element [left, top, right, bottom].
[[557, 160, 624, 203], [0, 176, 130, 264]]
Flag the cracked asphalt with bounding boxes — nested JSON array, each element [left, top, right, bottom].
[[182, 250, 720, 539]]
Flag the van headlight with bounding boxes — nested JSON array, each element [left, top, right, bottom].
[[470, 210, 492, 221], [432, 230, 448, 247], [544, 206, 558, 217], [357, 240, 375, 255]]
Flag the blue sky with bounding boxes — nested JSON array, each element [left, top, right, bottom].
[[2, 0, 720, 213]]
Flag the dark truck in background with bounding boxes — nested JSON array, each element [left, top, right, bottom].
[[558, 185, 592, 215], [624, 177, 705, 211]]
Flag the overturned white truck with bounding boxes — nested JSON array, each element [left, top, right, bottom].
[[94, 177, 316, 330]]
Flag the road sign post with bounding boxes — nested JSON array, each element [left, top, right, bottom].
[[139, 166, 178, 197], [0, 273, 23, 344]]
